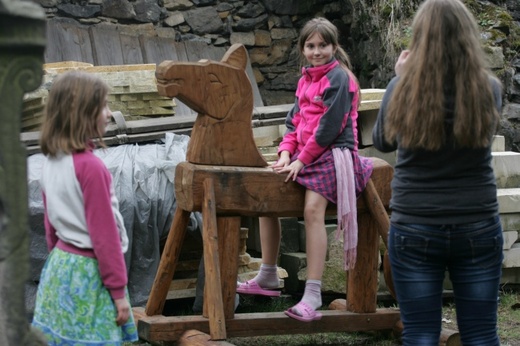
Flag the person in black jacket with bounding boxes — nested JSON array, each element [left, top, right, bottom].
[[372, 0, 503, 345]]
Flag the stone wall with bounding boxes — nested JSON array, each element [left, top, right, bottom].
[[32, 0, 520, 148]]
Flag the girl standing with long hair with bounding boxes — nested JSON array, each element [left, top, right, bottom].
[[373, 0, 503, 344], [32, 71, 138, 345]]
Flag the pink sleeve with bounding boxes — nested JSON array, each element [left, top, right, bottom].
[[43, 192, 59, 252], [278, 105, 301, 156], [278, 131, 298, 156], [74, 153, 127, 300]]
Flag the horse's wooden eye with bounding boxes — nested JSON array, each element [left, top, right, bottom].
[[209, 73, 221, 84]]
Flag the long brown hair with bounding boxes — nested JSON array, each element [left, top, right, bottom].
[[297, 17, 360, 102], [39, 70, 109, 156], [384, 0, 500, 150]]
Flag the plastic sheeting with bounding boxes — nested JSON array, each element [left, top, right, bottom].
[[26, 133, 201, 308]]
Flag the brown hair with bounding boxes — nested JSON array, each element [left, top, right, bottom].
[[297, 17, 360, 102], [39, 70, 109, 156], [384, 0, 500, 150]]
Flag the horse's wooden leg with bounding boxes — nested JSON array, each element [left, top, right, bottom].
[[202, 178, 227, 340], [145, 207, 191, 316], [198, 216, 240, 321], [362, 179, 390, 247], [347, 209, 379, 313], [217, 216, 240, 319], [362, 178, 396, 299]]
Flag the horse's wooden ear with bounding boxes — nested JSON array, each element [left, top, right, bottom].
[[221, 44, 247, 70]]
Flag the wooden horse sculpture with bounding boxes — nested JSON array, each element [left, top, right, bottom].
[[156, 43, 267, 167], [136, 44, 458, 346]]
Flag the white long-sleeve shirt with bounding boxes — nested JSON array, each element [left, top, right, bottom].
[[41, 148, 129, 299]]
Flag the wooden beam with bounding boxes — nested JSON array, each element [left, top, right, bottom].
[[136, 308, 401, 342], [173, 158, 392, 217]]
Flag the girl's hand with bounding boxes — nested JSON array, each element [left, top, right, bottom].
[[277, 159, 304, 182], [395, 50, 410, 76], [271, 151, 291, 170], [114, 297, 130, 326]]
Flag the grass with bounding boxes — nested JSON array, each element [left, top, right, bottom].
[[127, 287, 520, 345]]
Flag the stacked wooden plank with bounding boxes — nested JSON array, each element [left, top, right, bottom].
[[22, 62, 176, 132]]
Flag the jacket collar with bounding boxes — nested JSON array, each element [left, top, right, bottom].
[[301, 58, 339, 81]]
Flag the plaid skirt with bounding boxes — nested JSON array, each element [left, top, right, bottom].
[[32, 248, 138, 346], [294, 149, 373, 204]]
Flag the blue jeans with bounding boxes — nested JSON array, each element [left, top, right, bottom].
[[389, 216, 503, 346]]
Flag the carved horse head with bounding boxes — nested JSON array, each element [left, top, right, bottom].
[[155, 44, 267, 167]]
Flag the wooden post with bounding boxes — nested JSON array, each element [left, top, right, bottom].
[[362, 178, 395, 298], [217, 217, 240, 319], [202, 178, 226, 340], [362, 179, 390, 247], [346, 207, 379, 313]]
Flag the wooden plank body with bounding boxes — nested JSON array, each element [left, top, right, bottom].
[[174, 157, 392, 217]]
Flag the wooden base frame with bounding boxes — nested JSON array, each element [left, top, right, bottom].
[[133, 158, 414, 344]]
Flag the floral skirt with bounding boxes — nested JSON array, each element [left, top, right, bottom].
[[32, 248, 138, 345]]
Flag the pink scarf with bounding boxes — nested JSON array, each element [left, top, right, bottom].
[[332, 147, 357, 270]]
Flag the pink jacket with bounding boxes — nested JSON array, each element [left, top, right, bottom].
[[278, 59, 360, 165]]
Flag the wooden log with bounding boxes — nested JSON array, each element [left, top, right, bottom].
[[327, 305, 460, 346], [439, 329, 462, 346], [145, 208, 191, 316], [137, 308, 402, 342], [178, 330, 236, 346], [393, 320, 461, 346], [328, 298, 347, 311], [202, 178, 226, 340]]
